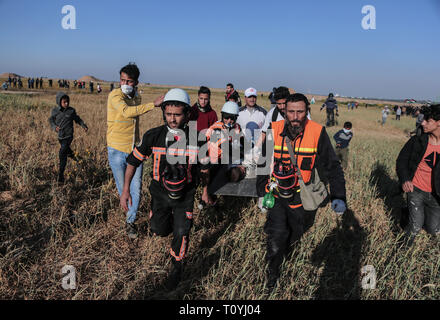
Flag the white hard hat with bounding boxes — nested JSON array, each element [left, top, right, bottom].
[[221, 101, 239, 115], [163, 88, 190, 107], [244, 87, 257, 97]]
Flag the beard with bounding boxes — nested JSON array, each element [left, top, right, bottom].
[[286, 120, 305, 140]]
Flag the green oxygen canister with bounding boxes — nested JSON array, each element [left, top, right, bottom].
[[262, 190, 275, 209]]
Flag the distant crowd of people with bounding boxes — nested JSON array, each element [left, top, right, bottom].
[[2, 75, 112, 94]]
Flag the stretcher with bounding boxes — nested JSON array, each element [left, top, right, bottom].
[[207, 163, 258, 198]]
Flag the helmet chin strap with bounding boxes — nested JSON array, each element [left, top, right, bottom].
[[167, 126, 180, 135]]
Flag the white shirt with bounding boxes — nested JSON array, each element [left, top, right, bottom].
[[237, 105, 267, 143], [262, 107, 284, 133]]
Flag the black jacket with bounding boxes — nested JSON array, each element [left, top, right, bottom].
[[49, 92, 87, 139], [256, 121, 346, 202], [127, 125, 200, 191], [321, 98, 338, 111], [396, 134, 440, 197]]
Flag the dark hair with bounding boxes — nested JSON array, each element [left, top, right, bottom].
[[273, 86, 290, 101], [343, 121, 352, 129], [119, 62, 140, 81], [421, 104, 440, 121], [226, 83, 234, 88], [328, 93, 334, 98], [162, 100, 190, 113], [286, 93, 310, 111], [198, 86, 211, 96]]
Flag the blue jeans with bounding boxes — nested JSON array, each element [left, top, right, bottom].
[[406, 186, 440, 236], [107, 147, 143, 224]]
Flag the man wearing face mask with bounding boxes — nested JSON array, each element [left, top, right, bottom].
[[333, 122, 353, 170], [107, 62, 164, 240], [120, 88, 200, 290], [256, 93, 346, 292], [200, 101, 246, 205]]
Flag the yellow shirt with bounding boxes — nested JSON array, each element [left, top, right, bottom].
[[106, 88, 155, 154]]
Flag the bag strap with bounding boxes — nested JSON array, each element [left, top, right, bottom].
[[285, 137, 304, 182], [272, 107, 279, 122]]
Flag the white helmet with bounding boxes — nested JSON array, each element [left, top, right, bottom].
[[221, 101, 239, 115], [163, 88, 190, 107]]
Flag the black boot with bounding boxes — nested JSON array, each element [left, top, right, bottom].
[[266, 268, 280, 293], [165, 260, 183, 290], [265, 255, 283, 294]]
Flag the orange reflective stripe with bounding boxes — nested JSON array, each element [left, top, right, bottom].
[[133, 147, 145, 161], [153, 153, 161, 181], [152, 147, 166, 154], [289, 203, 303, 209]]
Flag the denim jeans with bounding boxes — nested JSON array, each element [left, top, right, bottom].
[[406, 186, 440, 236], [107, 147, 143, 224]]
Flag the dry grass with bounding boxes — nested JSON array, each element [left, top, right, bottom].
[[0, 87, 438, 300]]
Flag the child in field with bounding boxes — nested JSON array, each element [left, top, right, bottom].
[[49, 92, 88, 183], [333, 122, 353, 169]]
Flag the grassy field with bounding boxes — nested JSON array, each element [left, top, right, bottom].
[[0, 86, 438, 300]]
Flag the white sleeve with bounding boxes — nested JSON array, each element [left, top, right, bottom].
[[262, 109, 274, 132]]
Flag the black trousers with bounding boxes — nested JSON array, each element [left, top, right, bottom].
[[58, 137, 74, 177], [264, 191, 317, 274], [149, 181, 195, 264], [326, 109, 335, 126]]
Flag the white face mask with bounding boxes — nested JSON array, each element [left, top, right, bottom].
[[121, 84, 134, 95], [343, 128, 352, 134]]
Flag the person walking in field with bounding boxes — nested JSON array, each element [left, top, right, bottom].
[[381, 106, 390, 125], [120, 88, 201, 290], [396, 106, 402, 121], [49, 92, 88, 183], [320, 93, 338, 127], [410, 108, 424, 137], [107, 63, 164, 239], [333, 122, 353, 170], [396, 104, 440, 248], [256, 93, 346, 292]]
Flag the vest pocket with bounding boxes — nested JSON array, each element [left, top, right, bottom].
[[300, 157, 312, 170]]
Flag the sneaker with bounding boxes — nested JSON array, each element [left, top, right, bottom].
[[165, 261, 183, 290], [126, 222, 138, 239]]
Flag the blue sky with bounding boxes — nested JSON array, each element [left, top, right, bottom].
[[1, 0, 439, 100]]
